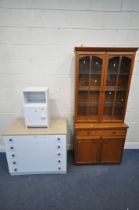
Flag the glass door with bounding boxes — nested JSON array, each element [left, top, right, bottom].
[[78, 55, 90, 119], [88, 56, 103, 120], [113, 56, 131, 120], [103, 55, 132, 121], [77, 55, 104, 121]]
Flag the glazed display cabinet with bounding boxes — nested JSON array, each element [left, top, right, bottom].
[[74, 47, 138, 164]]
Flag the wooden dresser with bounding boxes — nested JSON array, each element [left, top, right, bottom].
[[74, 47, 137, 164]]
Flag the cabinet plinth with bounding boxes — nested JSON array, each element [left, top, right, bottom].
[[74, 47, 137, 164]]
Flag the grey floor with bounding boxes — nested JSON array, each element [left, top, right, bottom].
[[0, 150, 139, 210]]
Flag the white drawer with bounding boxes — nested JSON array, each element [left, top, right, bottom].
[[4, 134, 67, 174], [4, 135, 65, 144]]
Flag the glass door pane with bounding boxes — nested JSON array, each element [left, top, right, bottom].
[[103, 56, 120, 120], [106, 56, 120, 88], [78, 56, 90, 118], [103, 91, 115, 120], [113, 91, 126, 119], [88, 56, 103, 120], [117, 56, 131, 90], [103, 55, 131, 121], [113, 56, 131, 120], [88, 91, 100, 120]]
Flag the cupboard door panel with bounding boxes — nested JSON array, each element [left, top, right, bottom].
[[101, 138, 124, 163], [76, 139, 99, 163], [113, 56, 132, 120], [78, 55, 90, 118], [103, 55, 133, 121], [77, 54, 105, 121], [88, 55, 104, 121]]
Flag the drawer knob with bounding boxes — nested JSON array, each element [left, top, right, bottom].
[[58, 160, 61, 163], [10, 147, 14, 150], [57, 146, 61, 149], [9, 139, 13, 142], [57, 138, 60, 141], [14, 168, 17, 172], [13, 161, 16, 165], [58, 153, 61, 156], [58, 167, 61, 170], [11, 154, 15, 157], [87, 131, 90, 135]]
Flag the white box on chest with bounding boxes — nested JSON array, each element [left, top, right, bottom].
[[23, 87, 50, 127]]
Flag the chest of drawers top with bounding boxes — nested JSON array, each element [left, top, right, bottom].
[[3, 117, 67, 136]]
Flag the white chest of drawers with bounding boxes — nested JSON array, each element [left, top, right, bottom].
[[3, 118, 67, 175]]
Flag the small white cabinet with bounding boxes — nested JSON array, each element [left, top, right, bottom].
[[3, 118, 67, 175], [23, 87, 50, 127]]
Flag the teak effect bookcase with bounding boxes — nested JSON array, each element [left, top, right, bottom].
[[74, 47, 138, 164]]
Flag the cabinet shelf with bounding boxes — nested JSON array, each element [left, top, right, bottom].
[[105, 102, 123, 108], [79, 101, 98, 106], [107, 73, 129, 76], [79, 86, 126, 92], [79, 86, 101, 91], [106, 86, 126, 91]]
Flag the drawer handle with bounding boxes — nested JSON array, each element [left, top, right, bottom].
[[58, 160, 61, 163], [9, 139, 13, 142], [10, 147, 14, 150], [58, 153, 61, 156], [11, 154, 15, 157], [14, 168, 17, 172], [13, 161, 16, 165], [57, 146, 61, 149]]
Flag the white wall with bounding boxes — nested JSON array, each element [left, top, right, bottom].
[[0, 0, 139, 150]]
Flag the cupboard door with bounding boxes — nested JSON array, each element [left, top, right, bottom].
[[103, 55, 132, 121], [76, 139, 99, 163], [78, 55, 90, 118], [113, 56, 132, 120], [88, 56, 103, 120], [77, 55, 105, 121], [100, 138, 125, 163]]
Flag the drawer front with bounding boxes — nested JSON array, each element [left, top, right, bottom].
[[3, 135, 67, 174], [77, 130, 101, 137], [4, 135, 66, 145], [76, 129, 126, 137], [101, 129, 126, 136]]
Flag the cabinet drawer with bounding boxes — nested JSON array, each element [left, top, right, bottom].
[[76, 129, 126, 137], [77, 130, 101, 137], [101, 129, 126, 136]]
